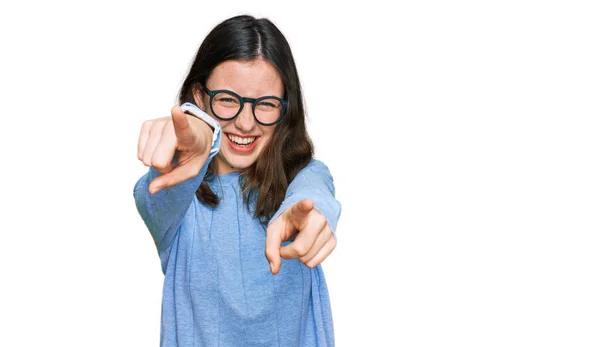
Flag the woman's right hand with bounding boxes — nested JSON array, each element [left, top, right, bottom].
[[137, 105, 214, 194]]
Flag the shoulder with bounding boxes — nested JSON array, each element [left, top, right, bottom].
[[291, 159, 336, 193], [298, 159, 333, 176]]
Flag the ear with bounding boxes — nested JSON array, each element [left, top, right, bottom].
[[192, 85, 206, 111]]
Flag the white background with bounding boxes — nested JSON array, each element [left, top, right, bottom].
[[1, 1, 599, 346]]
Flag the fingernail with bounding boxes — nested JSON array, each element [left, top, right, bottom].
[[269, 262, 274, 274]]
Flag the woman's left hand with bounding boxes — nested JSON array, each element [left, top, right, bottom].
[[265, 199, 336, 275]]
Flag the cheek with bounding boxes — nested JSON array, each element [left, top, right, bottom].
[[260, 128, 276, 146], [217, 119, 229, 129], [263, 125, 277, 138]]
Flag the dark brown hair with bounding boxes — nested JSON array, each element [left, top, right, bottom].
[[178, 15, 313, 224]]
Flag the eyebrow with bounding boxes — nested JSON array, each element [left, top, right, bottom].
[[206, 86, 284, 99]]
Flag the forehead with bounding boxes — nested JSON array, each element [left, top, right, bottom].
[[207, 59, 284, 97]]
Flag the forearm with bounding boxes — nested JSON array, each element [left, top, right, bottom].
[[269, 160, 342, 233], [134, 104, 222, 251], [134, 159, 210, 250]]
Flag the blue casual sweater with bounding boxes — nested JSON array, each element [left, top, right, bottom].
[[134, 136, 341, 346]]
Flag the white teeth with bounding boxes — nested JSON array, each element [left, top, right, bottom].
[[227, 134, 256, 145]]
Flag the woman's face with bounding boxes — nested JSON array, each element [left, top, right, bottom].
[[194, 59, 284, 174]]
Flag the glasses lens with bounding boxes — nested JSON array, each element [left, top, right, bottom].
[[254, 98, 283, 124], [211, 91, 241, 119]]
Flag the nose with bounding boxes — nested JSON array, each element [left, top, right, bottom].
[[234, 102, 256, 132]]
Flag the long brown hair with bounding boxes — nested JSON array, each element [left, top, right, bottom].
[[178, 15, 313, 224]]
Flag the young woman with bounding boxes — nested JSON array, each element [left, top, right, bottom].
[[134, 15, 341, 346]]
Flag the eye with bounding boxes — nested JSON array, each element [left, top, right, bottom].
[[257, 100, 278, 109], [213, 92, 241, 108], [216, 96, 237, 103]]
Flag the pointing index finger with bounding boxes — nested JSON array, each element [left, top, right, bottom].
[[289, 199, 314, 229]]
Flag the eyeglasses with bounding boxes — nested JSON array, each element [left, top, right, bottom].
[[203, 86, 288, 126]]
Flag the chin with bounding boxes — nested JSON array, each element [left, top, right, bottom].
[[221, 155, 258, 171]]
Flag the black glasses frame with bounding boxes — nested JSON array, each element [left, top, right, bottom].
[[203, 86, 288, 126]]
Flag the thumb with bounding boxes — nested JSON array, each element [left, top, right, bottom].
[[171, 105, 196, 146], [265, 220, 284, 275]]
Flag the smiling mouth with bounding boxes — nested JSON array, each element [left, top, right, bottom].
[[226, 133, 258, 147]]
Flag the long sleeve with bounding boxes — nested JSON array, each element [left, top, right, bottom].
[[133, 164, 205, 251], [133, 121, 221, 252], [269, 159, 342, 233]]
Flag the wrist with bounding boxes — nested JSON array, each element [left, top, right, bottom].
[[181, 102, 222, 157], [181, 102, 219, 131]]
